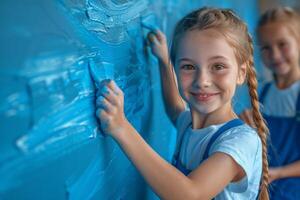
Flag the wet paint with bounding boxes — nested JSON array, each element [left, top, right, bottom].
[[0, 0, 259, 199]]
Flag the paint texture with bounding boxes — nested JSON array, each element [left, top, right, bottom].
[[0, 0, 258, 199]]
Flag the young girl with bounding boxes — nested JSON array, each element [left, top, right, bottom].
[[96, 7, 269, 199], [241, 7, 300, 200]]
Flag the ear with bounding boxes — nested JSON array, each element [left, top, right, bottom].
[[237, 63, 247, 85]]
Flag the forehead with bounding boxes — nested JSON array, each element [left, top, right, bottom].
[[258, 22, 297, 43], [176, 29, 237, 63]]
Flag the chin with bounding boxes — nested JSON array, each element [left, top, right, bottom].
[[190, 103, 218, 115], [275, 69, 291, 77], [272, 65, 291, 75]]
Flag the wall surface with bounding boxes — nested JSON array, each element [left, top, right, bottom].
[[0, 1, 258, 199]]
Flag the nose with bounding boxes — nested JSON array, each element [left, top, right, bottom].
[[193, 68, 211, 89]]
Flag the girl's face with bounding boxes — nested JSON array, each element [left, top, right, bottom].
[[258, 22, 300, 77], [175, 29, 246, 115]]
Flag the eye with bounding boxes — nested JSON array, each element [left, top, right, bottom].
[[180, 64, 196, 70], [260, 45, 270, 52], [212, 63, 226, 71], [279, 41, 287, 48]]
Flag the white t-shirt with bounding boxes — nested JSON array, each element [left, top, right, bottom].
[[175, 111, 262, 200], [260, 80, 300, 117]]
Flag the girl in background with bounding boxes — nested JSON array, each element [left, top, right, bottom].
[[241, 6, 300, 200], [96, 7, 269, 199]]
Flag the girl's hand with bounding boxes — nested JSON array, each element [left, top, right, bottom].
[[239, 109, 256, 128], [96, 80, 128, 137], [147, 30, 169, 65], [268, 167, 282, 183]]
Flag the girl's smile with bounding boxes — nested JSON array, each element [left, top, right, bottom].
[[190, 91, 220, 103]]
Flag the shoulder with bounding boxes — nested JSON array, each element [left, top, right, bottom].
[[217, 124, 260, 146], [210, 124, 262, 157], [210, 124, 262, 174], [210, 124, 262, 193]]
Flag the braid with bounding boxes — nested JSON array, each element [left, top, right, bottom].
[[170, 7, 270, 199], [246, 34, 269, 200]]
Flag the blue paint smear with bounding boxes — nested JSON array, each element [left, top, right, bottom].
[[0, 0, 259, 199]]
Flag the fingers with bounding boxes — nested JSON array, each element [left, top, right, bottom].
[[94, 79, 127, 136], [96, 80, 123, 111], [97, 96, 119, 121], [108, 80, 123, 96], [96, 107, 112, 131], [147, 29, 167, 43], [147, 32, 160, 46], [96, 107, 108, 119], [96, 96, 111, 112], [155, 29, 166, 42]]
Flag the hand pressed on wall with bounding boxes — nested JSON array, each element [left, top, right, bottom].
[[147, 30, 169, 64], [95, 80, 129, 137]]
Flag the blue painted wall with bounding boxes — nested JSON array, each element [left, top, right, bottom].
[[0, 0, 258, 199]]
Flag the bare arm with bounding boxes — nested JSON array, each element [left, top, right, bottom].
[[148, 30, 185, 124], [269, 160, 300, 183], [96, 81, 243, 199], [115, 124, 243, 199]]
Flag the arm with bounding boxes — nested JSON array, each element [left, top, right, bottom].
[[269, 160, 300, 183], [148, 30, 185, 124], [117, 129, 243, 200], [96, 81, 244, 199]]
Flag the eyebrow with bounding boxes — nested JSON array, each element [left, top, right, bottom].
[[176, 58, 194, 63], [208, 55, 229, 61], [177, 55, 229, 63]]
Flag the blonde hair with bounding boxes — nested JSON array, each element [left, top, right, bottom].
[[170, 7, 269, 200], [257, 7, 300, 41]]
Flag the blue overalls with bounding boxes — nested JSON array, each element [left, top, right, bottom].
[[172, 119, 244, 176], [260, 83, 300, 200]]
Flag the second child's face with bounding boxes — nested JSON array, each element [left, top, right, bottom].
[[175, 29, 245, 115], [258, 22, 300, 77]]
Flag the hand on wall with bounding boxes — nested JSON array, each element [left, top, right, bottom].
[[95, 80, 129, 137], [147, 30, 169, 65]]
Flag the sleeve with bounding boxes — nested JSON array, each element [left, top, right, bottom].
[[209, 126, 262, 193]]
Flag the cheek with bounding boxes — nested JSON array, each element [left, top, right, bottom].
[[214, 73, 237, 96], [282, 46, 291, 56], [179, 73, 193, 89], [284, 46, 299, 61]]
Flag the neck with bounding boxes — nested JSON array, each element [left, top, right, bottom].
[[191, 102, 237, 129]]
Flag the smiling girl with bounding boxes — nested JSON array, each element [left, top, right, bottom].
[[241, 7, 300, 200], [96, 7, 269, 199]]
